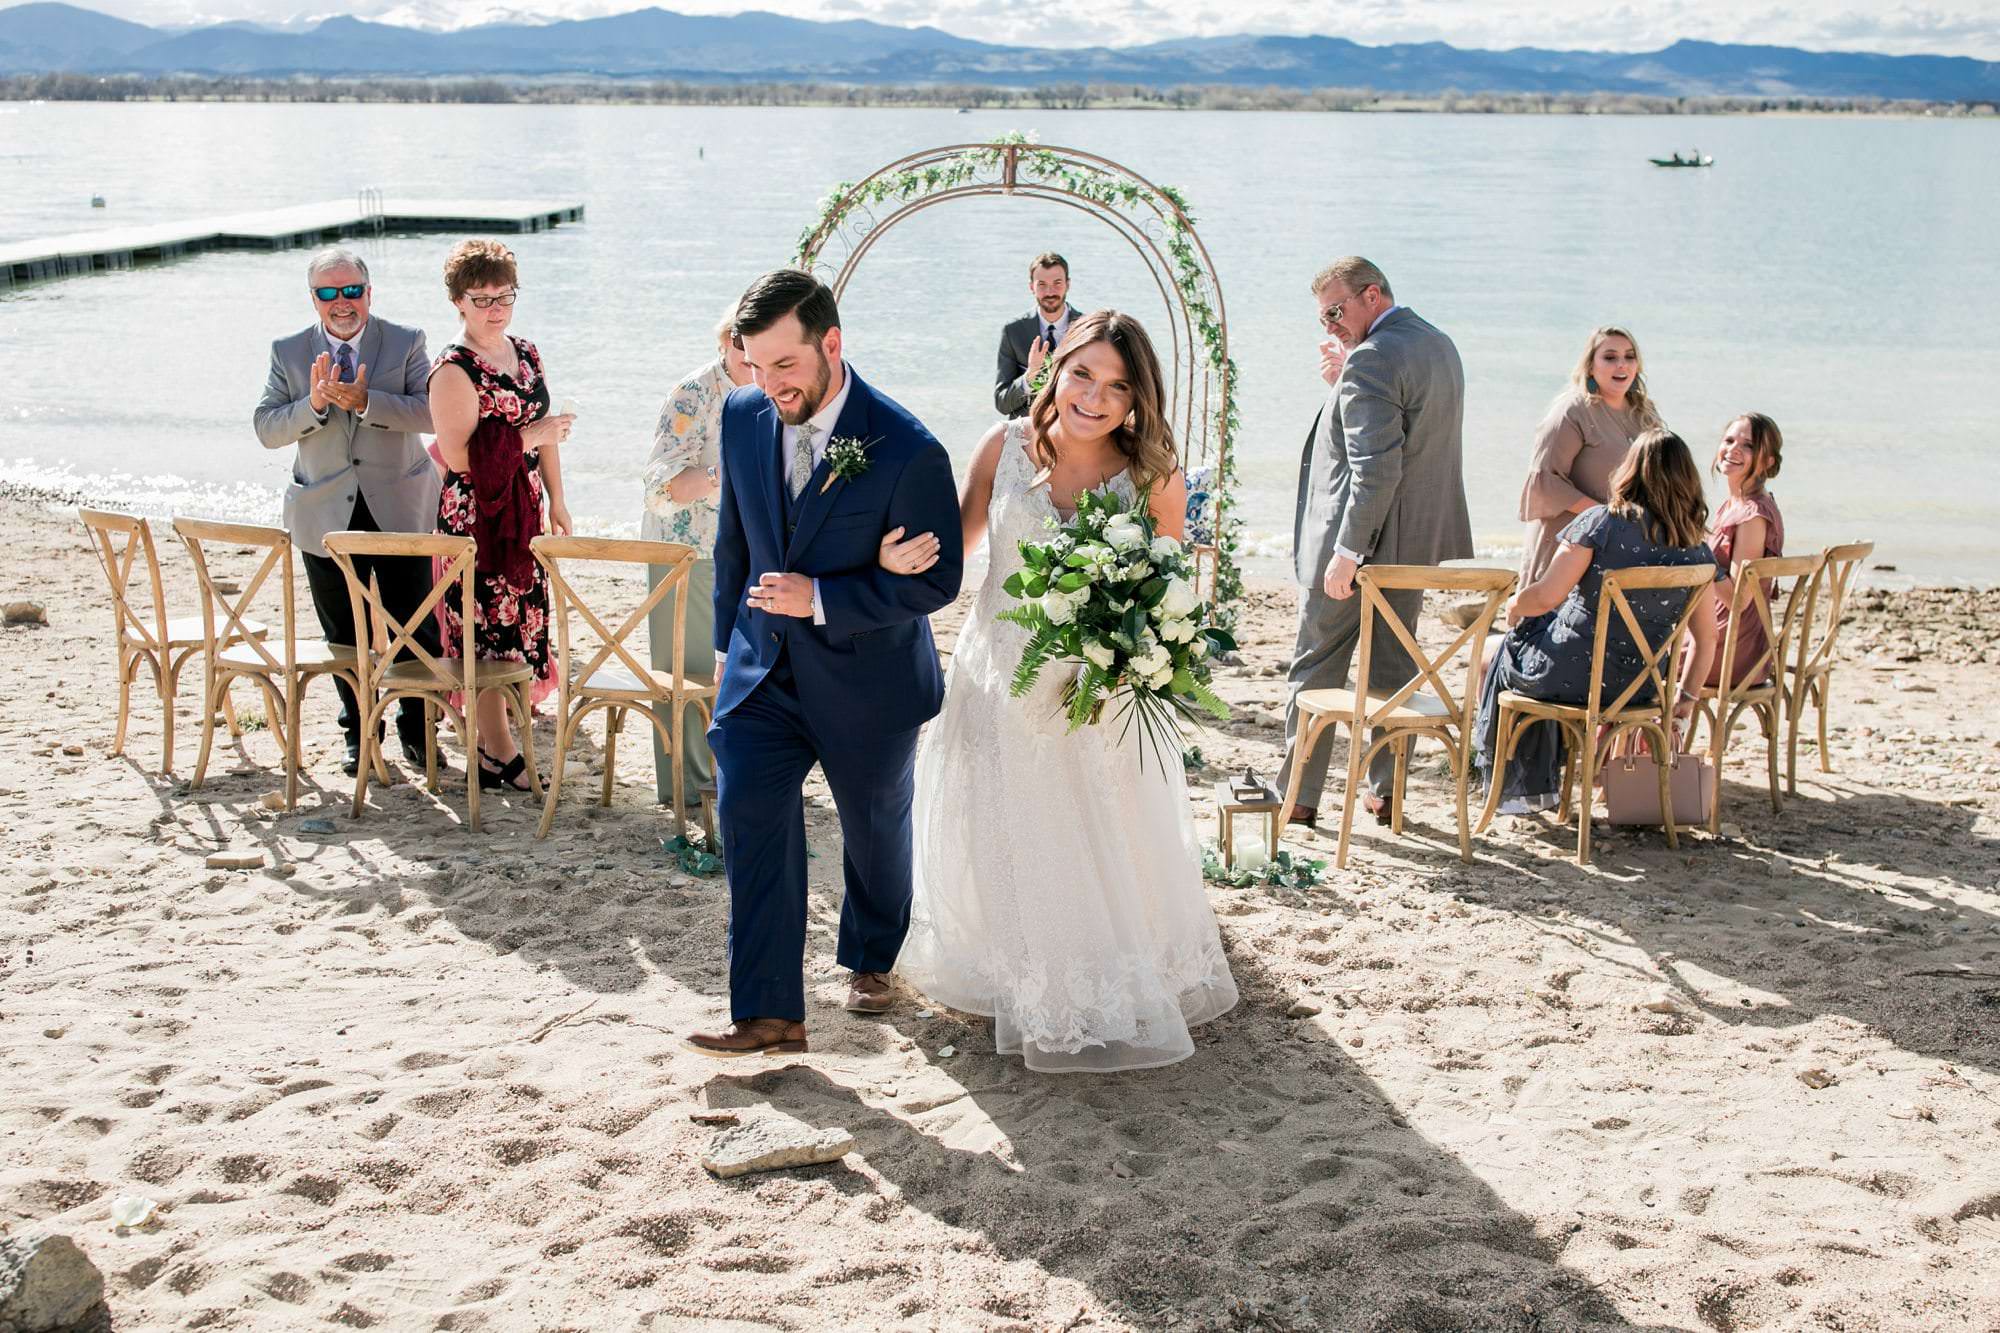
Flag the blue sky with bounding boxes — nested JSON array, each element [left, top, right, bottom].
[[86, 0, 2000, 60]]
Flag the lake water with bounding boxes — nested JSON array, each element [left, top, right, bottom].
[[3, 102, 1995, 584]]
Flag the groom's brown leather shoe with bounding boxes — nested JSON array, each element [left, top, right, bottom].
[[686, 1018, 808, 1057], [845, 972, 894, 1014]]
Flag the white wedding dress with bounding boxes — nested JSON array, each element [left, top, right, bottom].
[[897, 422, 1238, 1073]]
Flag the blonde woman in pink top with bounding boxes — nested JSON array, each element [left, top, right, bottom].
[[1702, 413, 1787, 689]]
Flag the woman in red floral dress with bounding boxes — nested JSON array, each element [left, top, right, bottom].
[[428, 240, 572, 790]]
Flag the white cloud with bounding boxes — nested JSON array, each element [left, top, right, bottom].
[[93, 0, 2000, 59]]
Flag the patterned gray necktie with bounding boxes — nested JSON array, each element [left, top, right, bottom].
[[789, 422, 819, 501], [335, 342, 355, 384]]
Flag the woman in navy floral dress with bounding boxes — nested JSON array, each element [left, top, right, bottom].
[[428, 240, 572, 791], [1474, 429, 1721, 815]]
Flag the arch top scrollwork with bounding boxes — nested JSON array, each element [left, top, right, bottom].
[[794, 136, 1243, 625]]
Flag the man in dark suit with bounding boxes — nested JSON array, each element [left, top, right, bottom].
[[993, 251, 1080, 418], [689, 270, 964, 1057], [1281, 256, 1473, 827]]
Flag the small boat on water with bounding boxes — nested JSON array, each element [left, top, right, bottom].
[[1650, 154, 1715, 168]]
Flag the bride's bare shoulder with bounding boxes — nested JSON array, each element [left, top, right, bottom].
[[967, 419, 1013, 485]]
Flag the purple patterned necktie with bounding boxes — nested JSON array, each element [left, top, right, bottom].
[[336, 343, 355, 384]]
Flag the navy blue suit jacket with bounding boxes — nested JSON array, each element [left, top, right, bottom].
[[711, 365, 964, 744]]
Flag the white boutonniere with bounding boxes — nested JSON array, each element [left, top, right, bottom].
[[820, 434, 876, 494]]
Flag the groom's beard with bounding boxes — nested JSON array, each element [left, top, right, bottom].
[[775, 349, 833, 426]]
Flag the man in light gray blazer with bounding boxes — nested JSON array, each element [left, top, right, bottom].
[[1280, 256, 1473, 826], [994, 251, 1080, 418], [254, 247, 440, 776]]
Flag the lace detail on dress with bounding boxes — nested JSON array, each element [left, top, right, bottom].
[[897, 420, 1238, 1073]]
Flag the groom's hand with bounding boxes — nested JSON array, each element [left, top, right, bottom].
[[746, 572, 815, 618]]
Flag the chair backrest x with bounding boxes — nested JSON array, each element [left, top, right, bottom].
[[79, 507, 170, 657], [323, 531, 475, 696], [1790, 540, 1875, 687], [1586, 563, 1718, 720], [1353, 565, 1517, 733], [1716, 552, 1823, 694], [531, 536, 701, 697], [174, 518, 297, 673]]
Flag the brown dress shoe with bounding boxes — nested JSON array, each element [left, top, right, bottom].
[[685, 1018, 808, 1057], [1284, 803, 1318, 826], [1360, 791, 1395, 827], [845, 971, 894, 1014]]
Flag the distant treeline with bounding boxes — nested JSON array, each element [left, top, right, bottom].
[[3, 73, 1992, 115]]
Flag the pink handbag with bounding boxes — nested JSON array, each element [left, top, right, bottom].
[[1601, 751, 1714, 827]]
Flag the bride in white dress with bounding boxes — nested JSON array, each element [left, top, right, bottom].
[[880, 311, 1238, 1073]]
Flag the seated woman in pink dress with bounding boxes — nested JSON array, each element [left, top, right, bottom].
[[1701, 412, 1786, 689]]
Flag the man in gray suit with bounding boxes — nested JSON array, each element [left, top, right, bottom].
[[1281, 256, 1473, 826], [993, 251, 1080, 418], [254, 247, 441, 776]]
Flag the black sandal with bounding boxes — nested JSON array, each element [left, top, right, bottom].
[[477, 747, 533, 792]]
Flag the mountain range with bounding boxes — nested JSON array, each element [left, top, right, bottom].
[[3, 1, 1997, 101]]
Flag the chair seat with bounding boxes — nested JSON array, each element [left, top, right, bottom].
[[380, 657, 533, 689], [575, 663, 720, 699], [1696, 677, 1779, 705], [133, 615, 270, 649], [1497, 690, 1668, 725], [1297, 686, 1450, 725], [219, 639, 357, 672]]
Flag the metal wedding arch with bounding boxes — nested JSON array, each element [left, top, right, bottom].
[[792, 137, 1242, 619]]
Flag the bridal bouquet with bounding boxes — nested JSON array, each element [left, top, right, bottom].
[[997, 487, 1235, 765]]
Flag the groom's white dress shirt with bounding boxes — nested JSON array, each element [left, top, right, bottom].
[[780, 370, 853, 626]]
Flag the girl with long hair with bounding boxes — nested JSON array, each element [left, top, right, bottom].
[[1475, 429, 1721, 815], [876, 310, 1239, 1072], [1517, 326, 1665, 584]]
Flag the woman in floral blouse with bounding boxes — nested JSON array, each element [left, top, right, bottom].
[[639, 308, 752, 806]]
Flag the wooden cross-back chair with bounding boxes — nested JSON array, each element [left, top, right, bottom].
[[79, 507, 261, 773], [1692, 552, 1824, 833], [1277, 565, 1516, 866], [1782, 540, 1874, 794], [175, 518, 375, 812], [324, 531, 539, 831], [1476, 563, 1716, 866], [531, 536, 717, 839]]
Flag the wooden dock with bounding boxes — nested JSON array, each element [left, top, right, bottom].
[[0, 196, 585, 291]]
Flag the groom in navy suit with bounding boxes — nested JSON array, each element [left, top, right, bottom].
[[688, 270, 964, 1057]]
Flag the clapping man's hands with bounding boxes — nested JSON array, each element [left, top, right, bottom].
[[308, 352, 338, 413], [321, 361, 370, 414]]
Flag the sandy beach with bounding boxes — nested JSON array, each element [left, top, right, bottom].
[[3, 486, 1997, 1332]]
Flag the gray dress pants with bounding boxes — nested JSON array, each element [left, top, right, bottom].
[[646, 557, 716, 805], [1276, 580, 1423, 810]]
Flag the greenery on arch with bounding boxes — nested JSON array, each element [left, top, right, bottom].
[[794, 133, 1244, 630]]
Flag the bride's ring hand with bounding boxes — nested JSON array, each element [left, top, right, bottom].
[[878, 526, 940, 576]]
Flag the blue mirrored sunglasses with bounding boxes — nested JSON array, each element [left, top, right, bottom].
[[313, 284, 367, 301]]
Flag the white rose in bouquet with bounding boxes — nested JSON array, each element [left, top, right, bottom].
[[1149, 535, 1181, 562], [1123, 559, 1152, 581], [1103, 512, 1148, 551], [1041, 588, 1084, 625], [1130, 637, 1171, 681], [1158, 616, 1196, 644], [1082, 639, 1118, 670], [1158, 575, 1199, 620]]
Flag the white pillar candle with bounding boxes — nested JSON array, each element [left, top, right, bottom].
[[1235, 835, 1269, 872]]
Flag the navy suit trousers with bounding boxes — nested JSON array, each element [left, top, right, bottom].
[[708, 652, 920, 1023]]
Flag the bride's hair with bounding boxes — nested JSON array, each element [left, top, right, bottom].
[[1026, 310, 1179, 497]]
